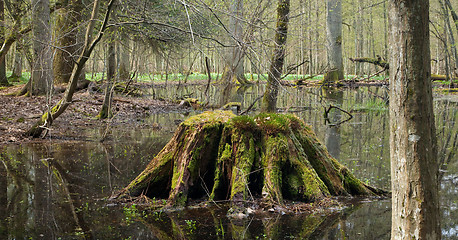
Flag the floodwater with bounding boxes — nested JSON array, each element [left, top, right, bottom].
[[0, 84, 456, 239]]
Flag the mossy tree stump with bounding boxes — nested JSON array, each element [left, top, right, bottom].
[[114, 110, 382, 208]]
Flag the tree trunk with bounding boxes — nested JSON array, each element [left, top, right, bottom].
[[53, 0, 83, 84], [324, 0, 344, 82], [11, 42, 23, 79], [118, 34, 130, 80], [114, 111, 384, 210], [30, 0, 52, 96], [97, 35, 116, 119], [388, 1, 440, 239], [261, 0, 290, 112], [0, 0, 10, 87], [354, 0, 364, 76], [30, 0, 52, 95], [220, 0, 250, 85]]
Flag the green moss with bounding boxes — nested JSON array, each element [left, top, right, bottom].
[[261, 134, 288, 203], [285, 133, 329, 201], [229, 130, 256, 201], [222, 102, 241, 109], [220, 143, 232, 160], [230, 115, 258, 132], [182, 110, 234, 127], [170, 159, 182, 191], [341, 167, 370, 195], [210, 143, 231, 201], [255, 113, 290, 135]]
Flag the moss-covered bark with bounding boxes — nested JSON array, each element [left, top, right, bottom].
[[115, 111, 384, 210]]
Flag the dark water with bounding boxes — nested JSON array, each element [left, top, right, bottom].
[[0, 85, 456, 239]]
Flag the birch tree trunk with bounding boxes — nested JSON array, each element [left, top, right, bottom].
[[324, 0, 344, 82], [30, 0, 52, 96], [261, 0, 290, 112], [388, 1, 440, 239]]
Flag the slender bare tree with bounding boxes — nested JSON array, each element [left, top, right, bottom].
[[261, 0, 290, 112]]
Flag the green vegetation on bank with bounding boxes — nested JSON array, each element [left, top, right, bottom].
[[4, 71, 458, 86]]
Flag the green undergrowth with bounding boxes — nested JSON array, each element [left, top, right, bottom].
[[1, 71, 393, 87]]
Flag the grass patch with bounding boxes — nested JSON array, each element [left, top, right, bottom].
[[352, 98, 388, 112], [4, 71, 390, 85]]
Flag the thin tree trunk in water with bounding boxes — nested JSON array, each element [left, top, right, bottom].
[[324, 0, 344, 82], [30, 0, 52, 96], [26, 0, 115, 137], [388, 1, 440, 239], [354, 0, 364, 76], [261, 0, 290, 112]]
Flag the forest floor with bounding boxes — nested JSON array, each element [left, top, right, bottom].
[[0, 84, 179, 144]]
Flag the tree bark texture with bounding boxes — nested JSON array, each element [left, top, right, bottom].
[[262, 0, 290, 112], [324, 0, 344, 82], [30, 0, 53, 96], [220, 0, 250, 85], [11, 42, 23, 79], [118, 34, 131, 80], [0, 0, 9, 87], [53, 0, 83, 84], [115, 111, 382, 209], [388, 1, 440, 239], [98, 35, 116, 119]]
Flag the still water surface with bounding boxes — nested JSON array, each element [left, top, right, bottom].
[[0, 85, 456, 239]]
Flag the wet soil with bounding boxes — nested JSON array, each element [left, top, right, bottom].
[[0, 84, 179, 144]]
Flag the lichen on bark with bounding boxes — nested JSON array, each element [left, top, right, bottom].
[[113, 111, 384, 211]]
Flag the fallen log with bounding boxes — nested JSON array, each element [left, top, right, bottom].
[[349, 57, 458, 81], [349, 57, 389, 69]]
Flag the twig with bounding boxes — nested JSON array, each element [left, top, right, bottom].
[[204, 56, 212, 96], [324, 105, 353, 127], [240, 93, 265, 115], [280, 60, 309, 80]]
